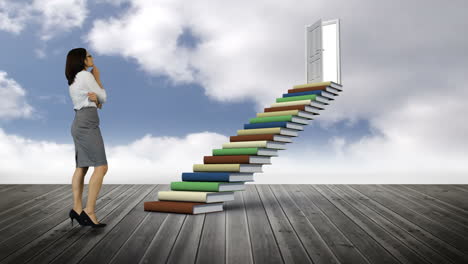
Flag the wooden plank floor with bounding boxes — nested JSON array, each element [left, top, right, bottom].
[[0, 184, 467, 264]]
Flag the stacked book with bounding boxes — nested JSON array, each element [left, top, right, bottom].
[[144, 81, 343, 214]]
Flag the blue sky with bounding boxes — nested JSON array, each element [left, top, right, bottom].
[[0, 0, 467, 184]]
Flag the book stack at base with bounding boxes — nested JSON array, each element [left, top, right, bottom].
[[144, 81, 342, 214]]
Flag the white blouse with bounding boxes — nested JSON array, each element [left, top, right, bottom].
[[69, 70, 107, 110]]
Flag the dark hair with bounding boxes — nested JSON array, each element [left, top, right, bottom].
[[65, 48, 87, 85]]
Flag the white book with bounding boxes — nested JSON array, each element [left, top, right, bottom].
[[296, 111, 315, 119], [256, 148, 278, 156], [314, 95, 332, 103], [158, 191, 235, 203], [237, 127, 299, 137], [272, 135, 293, 143], [285, 122, 304, 131], [193, 204, 224, 214], [290, 116, 309, 124], [319, 90, 336, 99], [248, 156, 271, 164]]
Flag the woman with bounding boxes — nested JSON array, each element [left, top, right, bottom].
[[65, 48, 108, 228]]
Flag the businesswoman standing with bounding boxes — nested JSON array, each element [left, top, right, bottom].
[[65, 48, 108, 228]]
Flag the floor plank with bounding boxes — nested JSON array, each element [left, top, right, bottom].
[[269, 184, 339, 264], [243, 184, 284, 264], [282, 184, 369, 264], [0, 184, 467, 264], [381, 185, 468, 236], [224, 190, 254, 264], [352, 185, 468, 254], [0, 184, 63, 212], [301, 185, 400, 264], [256, 184, 312, 263], [404, 185, 468, 211], [0, 185, 68, 223], [0, 184, 120, 263], [336, 185, 467, 264], [78, 184, 160, 264], [327, 185, 449, 264]]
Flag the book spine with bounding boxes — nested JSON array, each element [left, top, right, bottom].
[[223, 141, 267, 148], [249, 115, 293, 123], [257, 110, 299, 117], [182, 172, 236, 181], [244, 121, 287, 129], [270, 100, 311, 108], [287, 85, 328, 93], [213, 148, 258, 155], [204, 155, 251, 164], [237, 128, 281, 135], [276, 94, 317, 103], [230, 134, 275, 142], [171, 181, 220, 191], [293, 81, 331, 89], [158, 191, 208, 202], [182, 172, 231, 181], [283, 90, 322, 97], [264, 105, 306, 112], [144, 201, 202, 214], [193, 164, 241, 172]]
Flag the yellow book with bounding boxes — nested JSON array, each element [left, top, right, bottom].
[[293, 81, 331, 89], [237, 127, 299, 136], [270, 99, 311, 108], [222, 140, 286, 150], [237, 127, 280, 135], [223, 141, 267, 148], [158, 191, 235, 203], [257, 110, 299, 117], [193, 164, 263, 172]]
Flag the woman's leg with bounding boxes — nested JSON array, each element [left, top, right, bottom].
[[84, 164, 108, 223], [72, 167, 89, 213]]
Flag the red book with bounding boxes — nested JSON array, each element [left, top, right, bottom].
[[230, 134, 276, 142], [264, 105, 308, 112], [144, 201, 223, 214], [287, 85, 328, 94], [204, 155, 251, 164]]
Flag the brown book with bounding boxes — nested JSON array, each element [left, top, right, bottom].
[[230, 134, 275, 142], [144, 201, 223, 214], [287, 85, 328, 94], [204, 155, 271, 164], [204, 155, 251, 164], [264, 105, 307, 112]]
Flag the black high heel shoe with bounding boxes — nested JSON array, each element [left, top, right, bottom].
[[69, 209, 86, 226], [80, 211, 107, 228]]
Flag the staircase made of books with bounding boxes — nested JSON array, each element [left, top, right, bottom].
[[144, 81, 343, 214]]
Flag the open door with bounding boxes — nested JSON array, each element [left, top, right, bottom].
[[306, 19, 341, 84]]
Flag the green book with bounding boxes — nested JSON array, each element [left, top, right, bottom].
[[249, 115, 293, 123], [171, 181, 245, 192], [213, 148, 258, 155], [276, 94, 317, 103]]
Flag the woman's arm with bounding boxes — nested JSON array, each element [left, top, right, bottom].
[[85, 71, 107, 104]]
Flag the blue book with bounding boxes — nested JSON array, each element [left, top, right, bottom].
[[182, 172, 254, 182], [282, 90, 322, 97], [244, 121, 304, 130]]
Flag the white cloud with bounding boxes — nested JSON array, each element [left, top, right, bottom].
[[32, 0, 88, 41], [0, 128, 228, 184], [0, 71, 34, 119], [0, 0, 32, 33], [0, 0, 87, 41]]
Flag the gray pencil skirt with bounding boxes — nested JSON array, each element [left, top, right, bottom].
[[71, 106, 108, 168]]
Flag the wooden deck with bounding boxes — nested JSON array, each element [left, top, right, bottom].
[[0, 184, 467, 264]]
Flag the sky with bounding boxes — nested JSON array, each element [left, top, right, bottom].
[[0, 0, 467, 184]]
